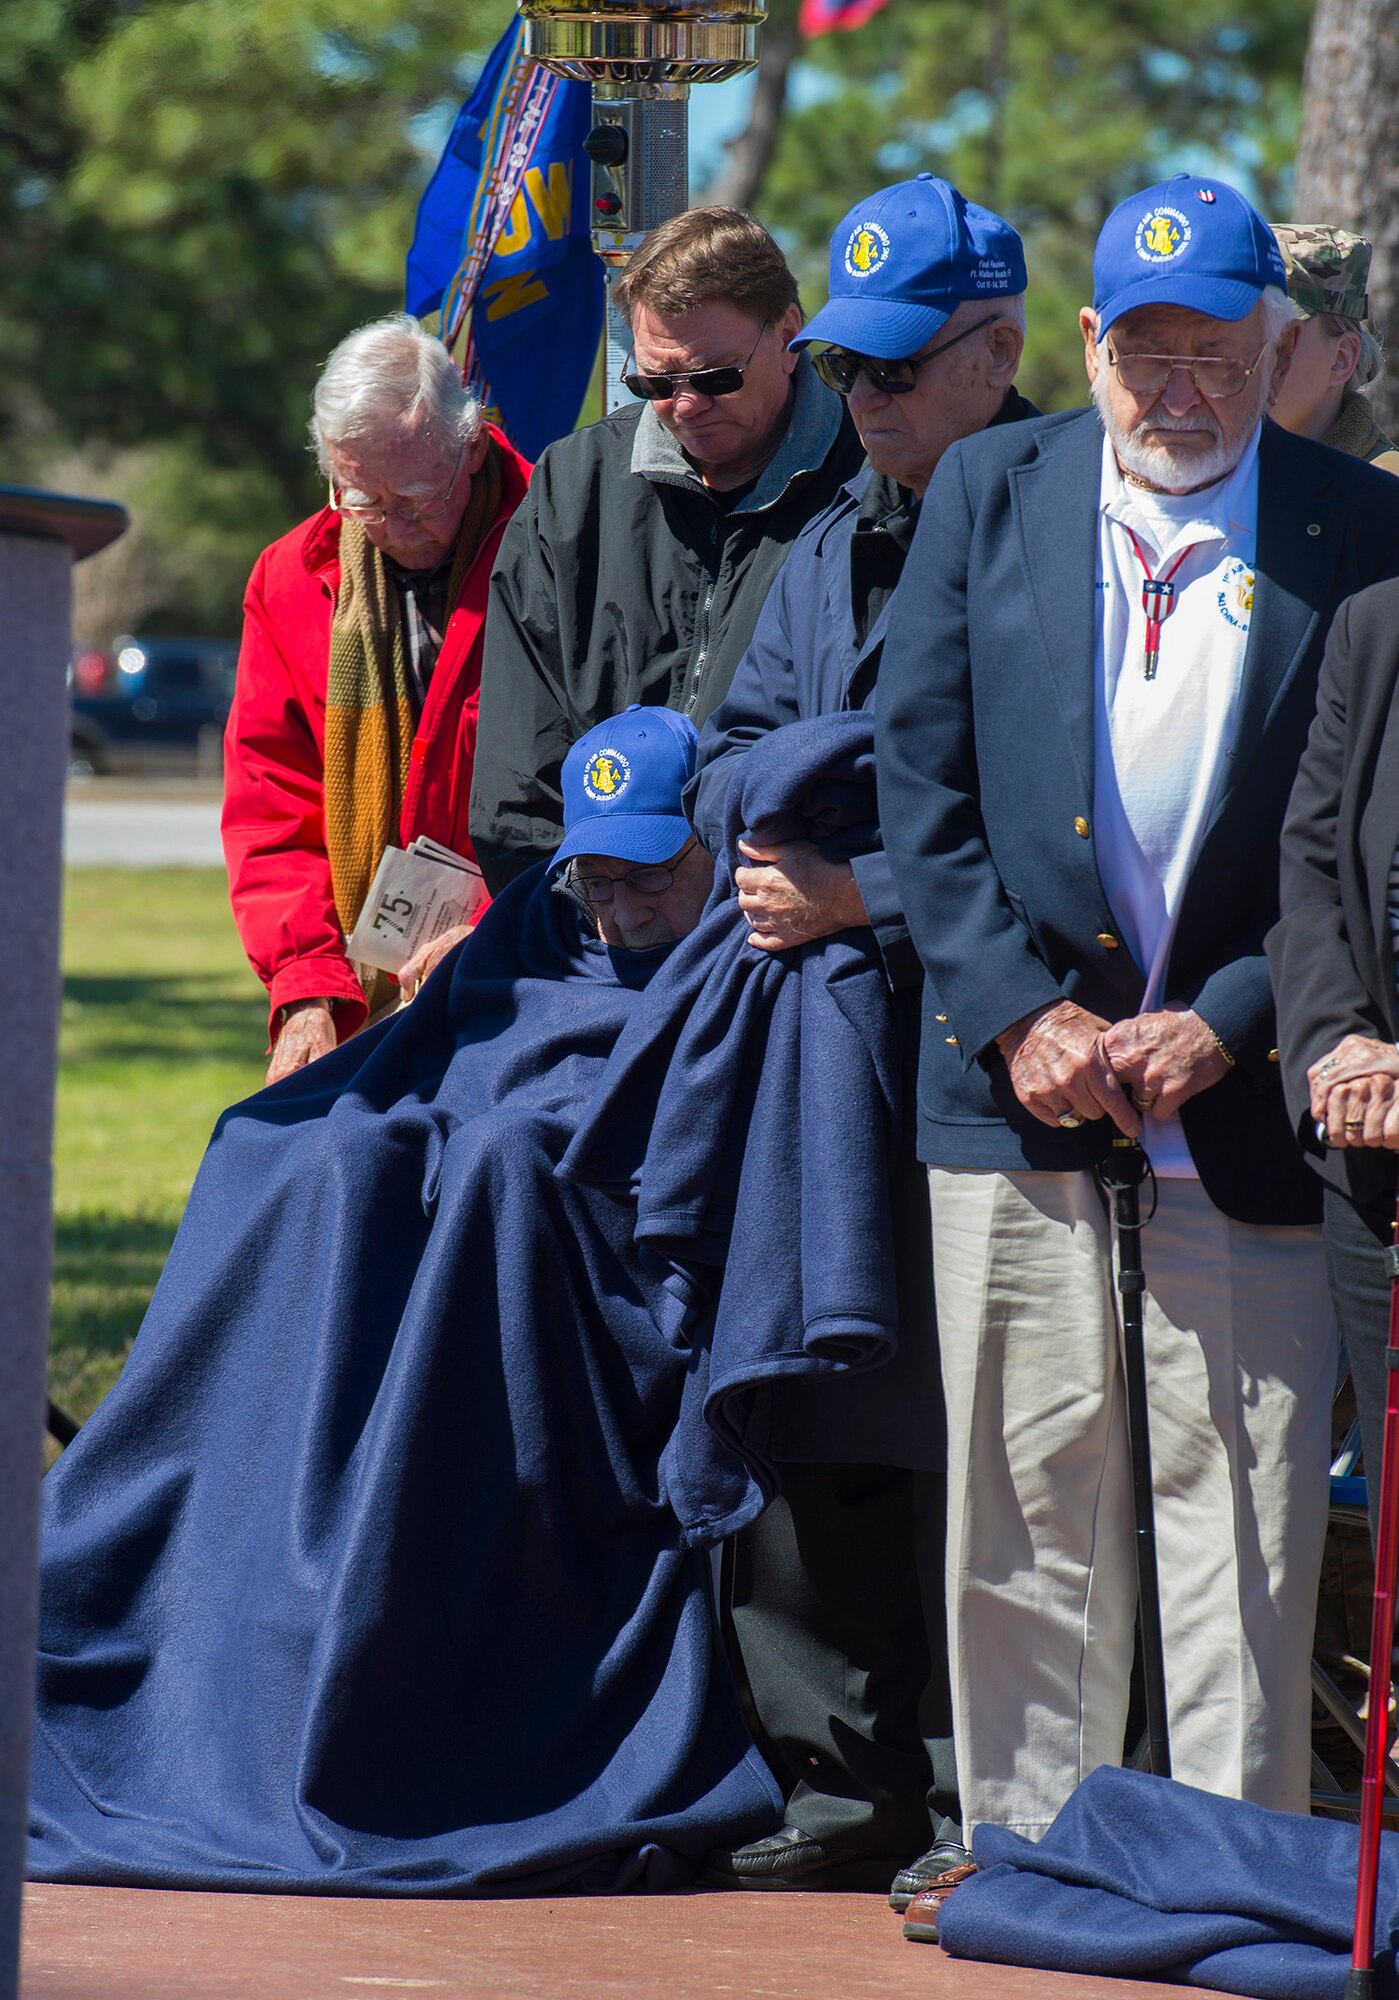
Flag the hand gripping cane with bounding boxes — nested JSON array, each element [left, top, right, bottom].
[[1097, 1132, 1171, 1778], [1346, 1202, 1399, 2000]]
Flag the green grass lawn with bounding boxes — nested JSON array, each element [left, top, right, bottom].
[[50, 869, 266, 1433]]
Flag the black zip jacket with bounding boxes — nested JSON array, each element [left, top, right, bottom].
[[469, 356, 865, 892]]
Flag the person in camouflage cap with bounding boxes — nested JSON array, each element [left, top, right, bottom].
[[1270, 223, 1399, 472]]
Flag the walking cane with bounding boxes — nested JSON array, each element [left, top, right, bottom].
[[1097, 1132, 1171, 1778], [1345, 1195, 1399, 2000]]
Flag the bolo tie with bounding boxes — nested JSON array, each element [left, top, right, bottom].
[[1122, 528, 1201, 681]]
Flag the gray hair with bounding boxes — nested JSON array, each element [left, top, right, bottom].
[[309, 314, 481, 476]]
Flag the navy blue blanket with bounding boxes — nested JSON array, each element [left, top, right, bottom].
[[29, 873, 782, 1895], [938, 1766, 1399, 1997], [561, 712, 906, 1540]]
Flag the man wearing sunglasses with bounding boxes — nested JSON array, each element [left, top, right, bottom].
[[469, 206, 864, 896], [693, 178, 1032, 1910], [876, 175, 1399, 1939], [693, 176, 1033, 971], [222, 314, 530, 1084]]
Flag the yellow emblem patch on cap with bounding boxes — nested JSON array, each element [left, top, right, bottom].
[[844, 219, 891, 278], [1135, 206, 1191, 264], [583, 748, 630, 802]]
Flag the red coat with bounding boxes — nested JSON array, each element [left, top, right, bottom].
[[221, 428, 531, 1042]]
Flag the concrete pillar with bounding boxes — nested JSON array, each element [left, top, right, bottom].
[[0, 488, 126, 2000]]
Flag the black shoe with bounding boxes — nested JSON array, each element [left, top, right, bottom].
[[703, 1824, 907, 1893], [888, 1839, 974, 1912]]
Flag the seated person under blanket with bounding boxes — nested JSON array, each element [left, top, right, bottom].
[[30, 706, 910, 1899]]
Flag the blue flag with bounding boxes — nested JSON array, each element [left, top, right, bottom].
[[406, 19, 603, 463]]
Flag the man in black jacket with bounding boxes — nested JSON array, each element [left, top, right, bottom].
[[469, 206, 864, 894]]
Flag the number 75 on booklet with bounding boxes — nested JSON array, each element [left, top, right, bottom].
[[346, 839, 489, 976]]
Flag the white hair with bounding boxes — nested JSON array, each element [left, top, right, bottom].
[[309, 314, 481, 475], [1255, 282, 1298, 352], [996, 292, 1027, 335], [1089, 283, 1295, 488]]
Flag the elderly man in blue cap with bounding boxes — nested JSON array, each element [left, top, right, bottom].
[[554, 705, 714, 950], [693, 174, 1033, 966], [876, 174, 1399, 1941], [696, 177, 1034, 1910]]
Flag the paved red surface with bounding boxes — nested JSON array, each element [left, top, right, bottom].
[[22, 1883, 1187, 1999]]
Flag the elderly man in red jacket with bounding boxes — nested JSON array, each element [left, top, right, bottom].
[[222, 313, 530, 1084]]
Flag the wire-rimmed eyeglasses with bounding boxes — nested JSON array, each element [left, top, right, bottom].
[[328, 438, 466, 525], [1104, 345, 1267, 400]]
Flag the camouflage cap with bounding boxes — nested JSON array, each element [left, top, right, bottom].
[[1271, 224, 1372, 319]]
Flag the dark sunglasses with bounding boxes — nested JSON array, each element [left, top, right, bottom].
[[623, 324, 769, 402], [810, 314, 999, 397]]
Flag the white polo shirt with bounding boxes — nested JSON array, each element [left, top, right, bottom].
[[1092, 423, 1261, 1176]]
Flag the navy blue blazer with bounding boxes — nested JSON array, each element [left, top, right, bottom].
[[877, 407, 1399, 1224]]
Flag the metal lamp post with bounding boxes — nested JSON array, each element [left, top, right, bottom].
[[517, 0, 767, 410]]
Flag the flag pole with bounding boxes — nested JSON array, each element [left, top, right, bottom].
[[519, 1, 766, 415]]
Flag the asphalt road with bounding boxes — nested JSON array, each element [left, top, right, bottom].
[[64, 779, 225, 868]]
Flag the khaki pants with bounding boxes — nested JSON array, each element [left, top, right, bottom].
[[929, 1167, 1335, 1841]]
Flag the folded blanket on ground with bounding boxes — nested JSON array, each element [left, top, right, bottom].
[[937, 1765, 1399, 1998], [561, 712, 906, 1541]]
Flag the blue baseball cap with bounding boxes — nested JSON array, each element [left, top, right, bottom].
[[553, 705, 698, 870], [1093, 174, 1287, 339], [792, 175, 1027, 360]]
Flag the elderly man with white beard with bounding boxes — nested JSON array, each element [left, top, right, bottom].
[[875, 175, 1399, 1937]]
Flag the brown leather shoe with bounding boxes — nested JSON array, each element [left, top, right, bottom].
[[901, 1862, 978, 1943]]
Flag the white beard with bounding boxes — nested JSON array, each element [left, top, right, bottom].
[[1091, 364, 1269, 493]]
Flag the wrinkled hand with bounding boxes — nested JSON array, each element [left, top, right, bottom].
[[399, 923, 475, 1002], [1308, 1035, 1399, 1147], [1100, 1007, 1231, 1120], [995, 999, 1139, 1138], [735, 838, 869, 952], [266, 997, 337, 1087]]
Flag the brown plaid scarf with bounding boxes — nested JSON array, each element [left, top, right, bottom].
[[324, 437, 501, 1011]]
